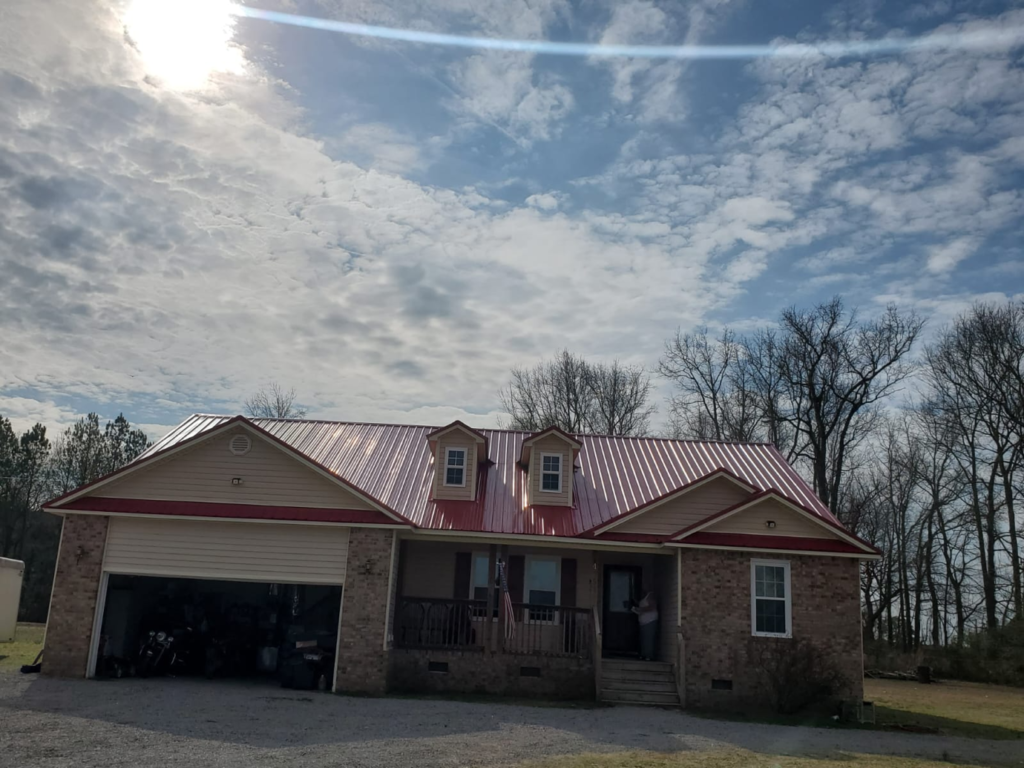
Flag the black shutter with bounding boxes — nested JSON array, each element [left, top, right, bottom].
[[507, 555, 525, 603], [454, 552, 472, 599], [560, 558, 577, 608]]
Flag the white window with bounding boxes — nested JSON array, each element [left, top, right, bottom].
[[444, 447, 467, 487], [540, 453, 562, 492], [751, 559, 791, 638], [525, 555, 560, 621]]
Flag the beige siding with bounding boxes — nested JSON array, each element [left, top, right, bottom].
[[615, 477, 752, 535], [432, 433, 478, 501], [400, 540, 596, 609], [100, 427, 374, 510], [529, 436, 572, 507], [704, 498, 842, 539], [104, 517, 349, 584]]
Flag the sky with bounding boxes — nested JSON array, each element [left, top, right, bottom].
[[1, 0, 1023, 441]]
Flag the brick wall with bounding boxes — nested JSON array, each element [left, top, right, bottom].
[[43, 514, 108, 678], [680, 549, 863, 710], [335, 527, 395, 694], [390, 648, 594, 700]]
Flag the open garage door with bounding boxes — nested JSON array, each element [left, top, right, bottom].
[[91, 517, 349, 688], [103, 517, 349, 584]]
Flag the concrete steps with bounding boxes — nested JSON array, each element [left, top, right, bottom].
[[599, 659, 680, 707]]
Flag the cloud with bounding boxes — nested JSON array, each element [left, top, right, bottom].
[[330, 124, 427, 173], [446, 52, 574, 143], [0, 0, 754, 435], [525, 193, 560, 210], [2, 0, 1021, 440], [926, 236, 978, 275], [591, 0, 744, 123]]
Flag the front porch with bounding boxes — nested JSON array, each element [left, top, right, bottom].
[[387, 539, 680, 702]]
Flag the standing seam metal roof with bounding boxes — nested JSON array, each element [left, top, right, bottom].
[[139, 414, 840, 537]]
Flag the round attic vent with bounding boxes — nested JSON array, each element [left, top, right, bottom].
[[229, 434, 252, 456]]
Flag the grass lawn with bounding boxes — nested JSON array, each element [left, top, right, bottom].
[[0, 622, 44, 671], [866, 678, 1024, 740], [517, 749, 990, 768]]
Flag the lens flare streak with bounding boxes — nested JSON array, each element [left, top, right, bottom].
[[231, 4, 1023, 60]]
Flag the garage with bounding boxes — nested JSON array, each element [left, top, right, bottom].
[[90, 517, 348, 690]]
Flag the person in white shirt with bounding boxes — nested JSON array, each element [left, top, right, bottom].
[[632, 592, 658, 660]]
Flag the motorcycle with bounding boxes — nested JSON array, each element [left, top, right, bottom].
[[137, 627, 192, 677]]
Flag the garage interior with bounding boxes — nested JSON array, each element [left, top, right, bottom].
[[96, 574, 341, 684]]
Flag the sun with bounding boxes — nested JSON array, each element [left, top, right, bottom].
[[123, 0, 246, 90]]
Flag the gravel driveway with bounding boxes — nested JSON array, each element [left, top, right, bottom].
[[1, 672, 1022, 768]]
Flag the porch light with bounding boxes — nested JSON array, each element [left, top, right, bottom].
[[765, 520, 776, 529], [231, 477, 243, 486]]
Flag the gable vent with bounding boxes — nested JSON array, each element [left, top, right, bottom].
[[228, 434, 252, 456]]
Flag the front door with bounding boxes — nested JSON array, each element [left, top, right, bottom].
[[602, 565, 641, 656]]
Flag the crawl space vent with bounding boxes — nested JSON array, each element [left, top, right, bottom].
[[229, 434, 252, 456]]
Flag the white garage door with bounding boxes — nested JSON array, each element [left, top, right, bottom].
[[103, 517, 349, 584]]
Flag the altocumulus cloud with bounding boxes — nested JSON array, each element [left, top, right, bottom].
[[1, 0, 1022, 439]]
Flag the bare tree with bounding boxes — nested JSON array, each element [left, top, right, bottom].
[[661, 327, 741, 441], [589, 360, 655, 437], [926, 301, 1024, 626], [245, 383, 308, 419], [771, 298, 924, 512], [500, 350, 654, 436]]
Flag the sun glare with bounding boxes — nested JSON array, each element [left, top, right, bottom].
[[123, 0, 245, 90]]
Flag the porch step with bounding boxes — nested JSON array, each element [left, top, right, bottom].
[[602, 678, 677, 693], [600, 689, 681, 706], [601, 668, 674, 684], [602, 659, 672, 673], [599, 659, 680, 707]]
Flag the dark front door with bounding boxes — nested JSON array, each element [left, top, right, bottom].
[[602, 565, 641, 656]]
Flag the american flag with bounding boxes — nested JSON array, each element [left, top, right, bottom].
[[498, 559, 516, 641]]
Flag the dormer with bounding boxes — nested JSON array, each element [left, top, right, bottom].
[[519, 426, 582, 508], [427, 421, 488, 501]]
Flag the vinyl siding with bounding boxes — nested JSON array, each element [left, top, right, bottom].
[[103, 517, 349, 584], [614, 477, 752, 535], [400, 540, 596, 608], [100, 427, 374, 510], [529, 436, 572, 507], [432, 433, 478, 501], [704, 498, 842, 539]]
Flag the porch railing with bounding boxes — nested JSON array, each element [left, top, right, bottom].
[[396, 597, 486, 650], [503, 603, 592, 660], [395, 597, 592, 659]]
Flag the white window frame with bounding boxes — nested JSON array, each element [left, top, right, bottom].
[[524, 554, 561, 623], [444, 446, 468, 487], [539, 452, 562, 493], [750, 558, 792, 638]]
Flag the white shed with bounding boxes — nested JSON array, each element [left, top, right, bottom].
[[0, 557, 25, 643]]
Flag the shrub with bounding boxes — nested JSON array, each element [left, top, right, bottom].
[[747, 637, 851, 715]]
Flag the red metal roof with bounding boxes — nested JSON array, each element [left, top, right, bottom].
[[134, 414, 845, 541], [675, 532, 866, 555], [62, 497, 396, 525]]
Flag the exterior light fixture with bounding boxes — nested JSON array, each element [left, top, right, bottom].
[[231, 477, 243, 486], [766, 520, 776, 529]]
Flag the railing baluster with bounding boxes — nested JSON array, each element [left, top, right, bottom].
[[396, 597, 591, 659]]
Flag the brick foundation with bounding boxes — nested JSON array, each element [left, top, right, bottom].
[[43, 514, 108, 678], [389, 648, 595, 700], [680, 549, 863, 710], [335, 527, 396, 694]]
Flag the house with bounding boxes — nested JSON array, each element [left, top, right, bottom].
[[41, 414, 877, 707]]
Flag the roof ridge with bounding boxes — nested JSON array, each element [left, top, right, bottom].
[[188, 414, 775, 447]]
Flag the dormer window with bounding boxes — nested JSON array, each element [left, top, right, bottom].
[[541, 453, 562, 492], [445, 447, 467, 487]]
